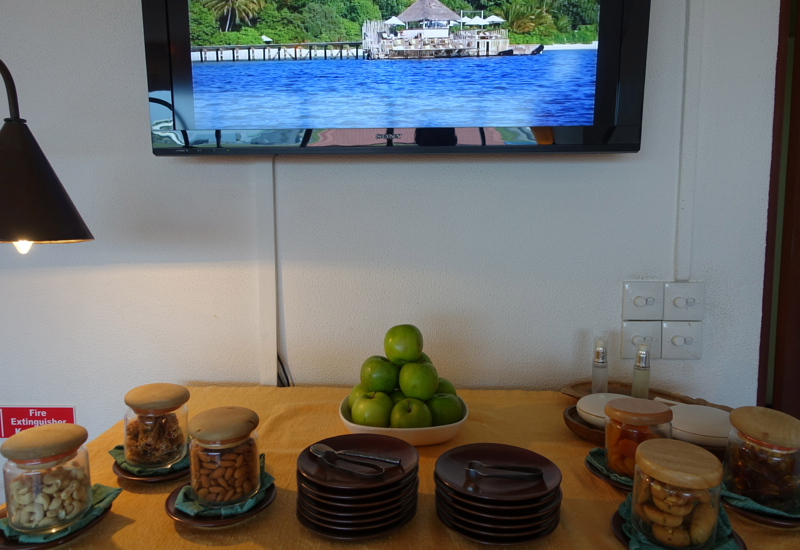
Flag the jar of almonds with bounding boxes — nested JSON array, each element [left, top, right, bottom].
[[1, 424, 92, 534], [632, 439, 723, 549], [188, 406, 260, 506], [124, 383, 189, 468]]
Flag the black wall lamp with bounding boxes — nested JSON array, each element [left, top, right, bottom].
[[0, 58, 93, 254]]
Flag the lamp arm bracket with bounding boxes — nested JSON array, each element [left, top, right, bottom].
[[0, 58, 21, 120]]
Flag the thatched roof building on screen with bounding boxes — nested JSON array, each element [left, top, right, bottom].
[[397, 0, 460, 23]]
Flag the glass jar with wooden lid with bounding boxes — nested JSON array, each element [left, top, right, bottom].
[[723, 406, 800, 514], [124, 383, 190, 468], [188, 406, 260, 506], [632, 439, 723, 549], [1, 424, 92, 534], [605, 398, 673, 477]]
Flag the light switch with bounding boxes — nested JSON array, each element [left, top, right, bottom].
[[661, 321, 703, 359], [623, 282, 664, 320], [621, 321, 662, 359], [663, 282, 705, 321]]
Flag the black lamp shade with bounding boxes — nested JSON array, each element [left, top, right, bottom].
[[0, 118, 93, 243]]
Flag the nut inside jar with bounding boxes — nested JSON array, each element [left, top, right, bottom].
[[190, 439, 260, 505], [125, 412, 186, 466]]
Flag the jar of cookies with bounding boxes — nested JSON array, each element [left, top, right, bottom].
[[632, 439, 723, 550], [723, 406, 800, 514], [124, 383, 189, 468], [1, 424, 92, 534], [188, 407, 260, 506], [605, 398, 673, 477]]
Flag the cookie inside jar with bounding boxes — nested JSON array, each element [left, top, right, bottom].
[[124, 383, 190, 468], [632, 439, 723, 550]]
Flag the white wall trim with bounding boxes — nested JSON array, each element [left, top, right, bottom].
[[674, 0, 704, 282], [256, 158, 278, 385]]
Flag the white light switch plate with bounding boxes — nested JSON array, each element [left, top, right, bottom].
[[623, 282, 664, 321], [621, 321, 662, 359], [663, 282, 705, 321], [661, 321, 703, 359]]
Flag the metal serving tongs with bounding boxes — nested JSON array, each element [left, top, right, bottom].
[[465, 461, 544, 481], [310, 444, 390, 478]]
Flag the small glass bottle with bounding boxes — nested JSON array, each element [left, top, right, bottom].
[[605, 397, 673, 477], [591, 338, 608, 394], [1, 424, 92, 534], [124, 383, 190, 469], [188, 406, 261, 506], [631, 343, 651, 399], [632, 439, 723, 550]]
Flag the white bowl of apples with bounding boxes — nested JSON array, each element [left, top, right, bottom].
[[339, 324, 469, 447]]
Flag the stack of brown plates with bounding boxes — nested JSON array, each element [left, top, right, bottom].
[[434, 443, 563, 545], [296, 434, 419, 541]]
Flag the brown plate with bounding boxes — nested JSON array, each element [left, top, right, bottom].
[[436, 494, 559, 531], [436, 505, 559, 546], [112, 461, 190, 484], [297, 434, 418, 490], [437, 503, 560, 539], [435, 443, 561, 502], [298, 476, 418, 510], [584, 458, 633, 492], [561, 380, 733, 412], [297, 497, 416, 532], [164, 482, 277, 528], [722, 500, 800, 529], [298, 489, 417, 524], [296, 501, 416, 541], [296, 466, 417, 499], [434, 473, 560, 511], [0, 506, 111, 550], [436, 487, 562, 521], [610, 510, 746, 549]]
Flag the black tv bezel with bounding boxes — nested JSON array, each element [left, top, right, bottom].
[[141, 0, 651, 156]]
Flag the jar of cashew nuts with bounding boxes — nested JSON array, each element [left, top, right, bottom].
[[124, 383, 189, 468], [723, 406, 800, 514], [632, 439, 723, 550], [188, 406, 260, 506], [1, 424, 92, 534], [605, 398, 673, 478]]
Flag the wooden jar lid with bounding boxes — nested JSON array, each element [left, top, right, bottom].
[[125, 383, 190, 413], [635, 438, 722, 489], [0, 424, 88, 462], [605, 398, 673, 426], [188, 407, 259, 443], [730, 406, 800, 449]]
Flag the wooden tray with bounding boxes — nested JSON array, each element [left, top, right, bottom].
[[563, 405, 727, 461], [560, 380, 733, 412]]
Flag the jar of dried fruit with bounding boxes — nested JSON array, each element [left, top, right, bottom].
[[632, 439, 723, 549], [723, 406, 800, 514], [124, 383, 189, 468], [1, 424, 92, 534], [188, 406, 260, 506], [605, 398, 673, 478]]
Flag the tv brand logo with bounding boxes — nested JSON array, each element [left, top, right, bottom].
[[376, 133, 402, 140]]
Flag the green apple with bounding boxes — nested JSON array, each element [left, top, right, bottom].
[[427, 393, 463, 426], [389, 389, 407, 406], [360, 355, 399, 393], [348, 383, 370, 409], [391, 398, 432, 428], [418, 352, 433, 364], [436, 378, 457, 396], [384, 325, 423, 365], [399, 362, 439, 401], [351, 392, 393, 427]]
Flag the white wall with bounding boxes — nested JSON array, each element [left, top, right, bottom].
[[0, 0, 779, 455]]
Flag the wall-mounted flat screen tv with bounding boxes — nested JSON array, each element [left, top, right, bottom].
[[141, 0, 651, 155]]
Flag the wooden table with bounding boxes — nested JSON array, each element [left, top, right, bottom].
[[4, 387, 797, 548]]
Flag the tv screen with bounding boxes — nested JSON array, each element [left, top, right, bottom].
[[142, 0, 650, 155]]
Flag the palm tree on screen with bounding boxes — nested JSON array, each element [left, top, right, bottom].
[[201, 0, 265, 32]]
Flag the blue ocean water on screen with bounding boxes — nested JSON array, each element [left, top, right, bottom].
[[191, 49, 597, 129]]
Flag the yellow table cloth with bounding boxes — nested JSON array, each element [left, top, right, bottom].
[[4, 387, 797, 548]]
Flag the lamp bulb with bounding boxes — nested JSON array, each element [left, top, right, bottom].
[[13, 241, 33, 254]]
